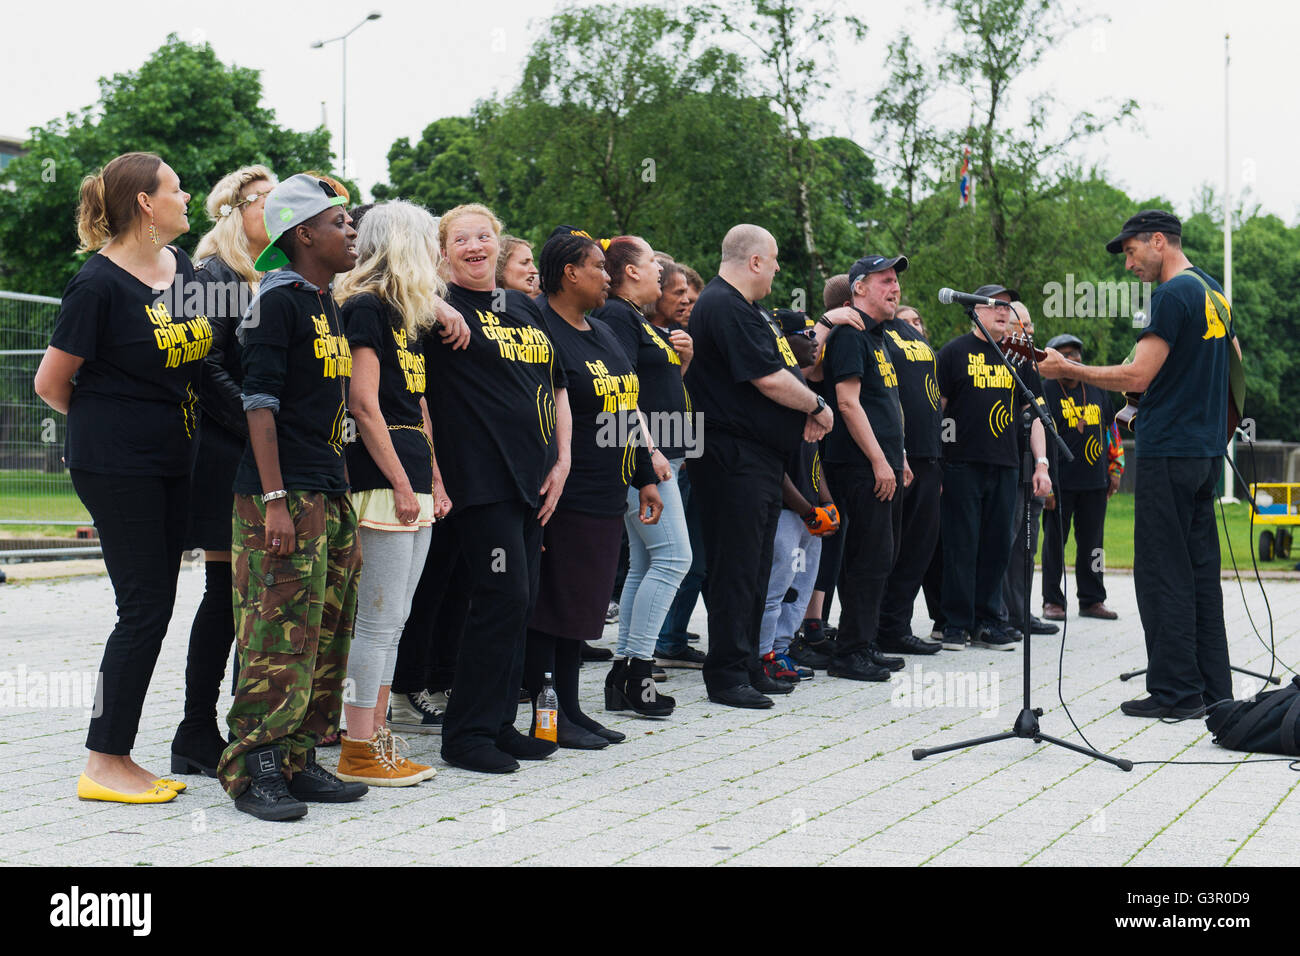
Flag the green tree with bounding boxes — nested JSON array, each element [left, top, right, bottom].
[[372, 116, 488, 211], [0, 34, 336, 296]]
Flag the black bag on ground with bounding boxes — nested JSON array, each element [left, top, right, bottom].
[[1205, 676, 1300, 755]]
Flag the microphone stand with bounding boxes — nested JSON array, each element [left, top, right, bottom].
[[912, 309, 1133, 771]]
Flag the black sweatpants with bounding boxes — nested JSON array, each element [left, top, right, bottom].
[[1133, 456, 1232, 709], [1041, 487, 1108, 608], [693, 431, 783, 693], [71, 470, 189, 755], [441, 498, 543, 757], [877, 458, 941, 643], [827, 463, 904, 656], [392, 520, 468, 695]]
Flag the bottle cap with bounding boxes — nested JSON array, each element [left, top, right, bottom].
[[543, 672, 553, 680]]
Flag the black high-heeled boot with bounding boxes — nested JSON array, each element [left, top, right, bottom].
[[171, 718, 228, 776], [603, 659, 629, 711], [610, 658, 675, 717]]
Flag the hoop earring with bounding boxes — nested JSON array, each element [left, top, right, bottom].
[[148, 216, 159, 247]]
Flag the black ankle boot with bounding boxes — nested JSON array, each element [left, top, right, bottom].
[[613, 658, 675, 717], [170, 718, 227, 777], [233, 746, 308, 821], [603, 659, 629, 711], [287, 748, 367, 803]]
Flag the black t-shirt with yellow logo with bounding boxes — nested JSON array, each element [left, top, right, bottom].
[[824, 316, 905, 471], [1136, 266, 1235, 458], [936, 331, 1041, 468], [235, 280, 352, 495], [880, 317, 942, 459], [591, 297, 692, 460], [684, 276, 806, 459], [1044, 379, 1114, 491], [424, 284, 566, 511], [50, 248, 211, 476], [786, 439, 822, 509], [539, 299, 654, 517], [341, 293, 432, 495]]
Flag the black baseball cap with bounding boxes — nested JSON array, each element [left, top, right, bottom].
[[973, 283, 1019, 302], [1046, 333, 1083, 353], [848, 254, 908, 288], [1105, 209, 1182, 254], [774, 308, 815, 334]]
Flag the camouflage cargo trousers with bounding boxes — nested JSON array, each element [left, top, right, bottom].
[[217, 491, 362, 798]]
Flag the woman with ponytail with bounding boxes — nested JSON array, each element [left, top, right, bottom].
[[170, 164, 276, 778], [35, 152, 210, 804], [590, 237, 696, 711]]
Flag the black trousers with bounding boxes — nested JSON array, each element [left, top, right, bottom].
[[922, 529, 944, 630], [827, 464, 904, 655], [441, 498, 543, 756], [392, 520, 468, 695], [71, 469, 189, 755], [1133, 456, 1232, 709], [694, 431, 783, 692], [940, 460, 1017, 633], [1000, 486, 1044, 628], [813, 513, 846, 623], [1041, 487, 1108, 608], [877, 458, 941, 642]]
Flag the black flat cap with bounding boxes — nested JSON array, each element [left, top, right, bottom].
[[1106, 209, 1181, 254]]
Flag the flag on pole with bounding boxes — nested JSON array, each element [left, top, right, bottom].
[[959, 145, 972, 208]]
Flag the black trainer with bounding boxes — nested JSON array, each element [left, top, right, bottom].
[[826, 651, 892, 682], [877, 634, 942, 656], [971, 625, 1018, 651], [941, 628, 970, 651], [655, 646, 706, 668], [287, 749, 368, 802], [787, 635, 834, 668], [234, 746, 308, 821], [1120, 697, 1204, 719]]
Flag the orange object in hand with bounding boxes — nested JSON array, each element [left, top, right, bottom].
[[802, 506, 837, 536]]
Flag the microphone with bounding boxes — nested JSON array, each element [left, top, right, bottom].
[[938, 288, 1000, 308]]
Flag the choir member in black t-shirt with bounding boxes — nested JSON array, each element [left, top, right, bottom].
[[874, 296, 946, 657], [527, 231, 664, 746], [427, 204, 573, 774], [591, 239, 700, 685], [684, 224, 836, 709], [333, 199, 453, 787], [821, 256, 909, 682], [935, 285, 1052, 653], [218, 174, 368, 821], [1039, 334, 1120, 623], [169, 164, 277, 779], [36, 152, 208, 804]]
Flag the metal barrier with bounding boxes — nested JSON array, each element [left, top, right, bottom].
[[0, 291, 99, 561]]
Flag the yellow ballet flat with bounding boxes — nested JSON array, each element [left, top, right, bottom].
[[153, 778, 187, 793], [77, 774, 176, 804]]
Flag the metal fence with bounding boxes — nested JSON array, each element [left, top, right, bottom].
[[0, 291, 99, 560]]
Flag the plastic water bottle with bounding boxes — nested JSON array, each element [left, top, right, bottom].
[[536, 673, 558, 742]]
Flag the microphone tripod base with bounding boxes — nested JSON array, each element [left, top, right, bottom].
[[912, 707, 1133, 772]]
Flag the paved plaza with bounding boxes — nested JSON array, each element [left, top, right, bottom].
[[1, 562, 1297, 866]]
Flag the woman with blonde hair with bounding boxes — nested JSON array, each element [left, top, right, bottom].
[[171, 164, 276, 778], [333, 200, 452, 785], [497, 234, 539, 296], [35, 151, 210, 803]]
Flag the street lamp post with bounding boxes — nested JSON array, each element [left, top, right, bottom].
[[310, 11, 381, 181]]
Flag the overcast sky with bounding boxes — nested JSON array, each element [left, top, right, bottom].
[[5, 0, 1297, 224]]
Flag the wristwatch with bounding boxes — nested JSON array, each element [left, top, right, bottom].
[[1035, 457, 1049, 467], [811, 394, 827, 416], [262, 489, 288, 504]]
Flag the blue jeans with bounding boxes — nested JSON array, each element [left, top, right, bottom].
[[759, 510, 822, 656], [657, 461, 707, 654], [618, 458, 692, 660]]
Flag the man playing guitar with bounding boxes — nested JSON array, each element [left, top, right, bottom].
[[1037, 210, 1242, 719]]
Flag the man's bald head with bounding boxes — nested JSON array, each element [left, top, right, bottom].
[[717, 223, 780, 302], [721, 224, 775, 264]]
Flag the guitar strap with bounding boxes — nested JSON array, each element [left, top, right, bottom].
[[1176, 268, 1246, 418]]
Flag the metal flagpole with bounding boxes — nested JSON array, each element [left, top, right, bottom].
[[1221, 32, 1238, 504]]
